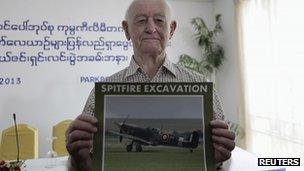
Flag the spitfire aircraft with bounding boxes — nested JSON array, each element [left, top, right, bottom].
[[107, 118, 201, 152]]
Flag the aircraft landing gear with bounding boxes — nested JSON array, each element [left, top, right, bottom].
[[135, 144, 142, 152], [126, 141, 143, 152], [126, 144, 133, 152]]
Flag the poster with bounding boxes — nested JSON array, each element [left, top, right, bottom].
[[93, 82, 216, 171]]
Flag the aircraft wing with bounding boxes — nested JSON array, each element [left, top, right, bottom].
[[108, 130, 154, 145]]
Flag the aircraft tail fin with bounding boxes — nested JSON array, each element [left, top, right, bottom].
[[189, 130, 199, 148]]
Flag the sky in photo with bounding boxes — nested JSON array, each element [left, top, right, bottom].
[[105, 95, 204, 119]]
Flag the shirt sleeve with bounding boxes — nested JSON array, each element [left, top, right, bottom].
[[213, 89, 225, 120], [82, 87, 95, 116]]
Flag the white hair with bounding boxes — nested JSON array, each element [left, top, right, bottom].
[[124, 0, 173, 22]]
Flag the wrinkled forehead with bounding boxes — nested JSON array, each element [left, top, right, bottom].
[[126, 0, 171, 21]]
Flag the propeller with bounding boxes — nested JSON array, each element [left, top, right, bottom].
[[157, 123, 163, 133], [122, 115, 129, 125], [119, 128, 123, 143], [119, 115, 129, 143]]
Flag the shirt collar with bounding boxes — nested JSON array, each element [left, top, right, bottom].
[[162, 56, 177, 77], [124, 55, 177, 79], [124, 56, 141, 78]]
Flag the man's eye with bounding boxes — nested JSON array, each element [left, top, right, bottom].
[[136, 19, 146, 23], [156, 18, 164, 23]]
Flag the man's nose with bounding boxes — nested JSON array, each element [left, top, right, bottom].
[[145, 19, 156, 34]]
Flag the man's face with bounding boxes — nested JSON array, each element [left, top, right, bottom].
[[123, 0, 176, 56]]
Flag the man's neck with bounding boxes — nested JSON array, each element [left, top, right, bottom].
[[133, 52, 166, 79]]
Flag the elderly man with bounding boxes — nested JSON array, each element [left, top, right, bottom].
[[65, 0, 235, 170]]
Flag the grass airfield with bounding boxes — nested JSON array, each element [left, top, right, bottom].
[[104, 140, 205, 171]]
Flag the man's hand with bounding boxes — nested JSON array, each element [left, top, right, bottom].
[[210, 120, 235, 162], [65, 114, 98, 170]]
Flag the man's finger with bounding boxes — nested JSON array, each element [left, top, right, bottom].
[[66, 140, 93, 155], [210, 120, 228, 129], [212, 135, 235, 151], [67, 130, 93, 144], [212, 128, 235, 140], [67, 119, 98, 134], [214, 143, 231, 162], [77, 114, 98, 125]]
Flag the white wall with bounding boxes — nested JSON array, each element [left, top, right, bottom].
[[213, 0, 239, 123], [0, 0, 226, 157], [167, 0, 214, 63], [212, 0, 246, 147]]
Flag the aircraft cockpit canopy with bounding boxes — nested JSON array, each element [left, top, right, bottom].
[[150, 127, 160, 133]]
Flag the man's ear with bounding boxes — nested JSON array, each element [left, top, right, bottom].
[[122, 20, 131, 40], [169, 20, 177, 39]]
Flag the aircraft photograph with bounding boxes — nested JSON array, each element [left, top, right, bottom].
[[107, 116, 201, 153]]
